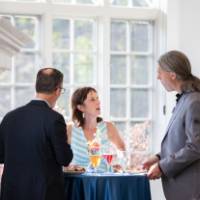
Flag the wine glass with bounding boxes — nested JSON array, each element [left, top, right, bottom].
[[102, 154, 113, 172], [102, 145, 116, 173], [116, 150, 128, 172]]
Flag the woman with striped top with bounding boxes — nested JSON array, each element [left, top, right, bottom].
[[66, 87, 125, 171]]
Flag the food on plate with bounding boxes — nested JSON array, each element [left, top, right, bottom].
[[63, 165, 86, 173], [112, 164, 123, 173], [126, 167, 146, 173]]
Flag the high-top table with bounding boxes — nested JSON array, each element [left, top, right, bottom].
[[64, 172, 151, 200]]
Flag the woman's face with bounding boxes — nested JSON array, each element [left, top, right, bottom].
[[79, 91, 101, 117], [157, 65, 177, 92]]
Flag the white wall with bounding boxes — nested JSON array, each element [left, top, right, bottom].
[[173, 0, 200, 76], [166, 0, 200, 115], [151, 0, 200, 199]]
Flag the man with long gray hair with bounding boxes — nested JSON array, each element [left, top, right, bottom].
[[143, 50, 200, 200]]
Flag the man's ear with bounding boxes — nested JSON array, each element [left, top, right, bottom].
[[170, 72, 177, 80], [55, 88, 60, 96]]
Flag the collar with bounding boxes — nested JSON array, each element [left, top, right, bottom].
[[34, 97, 51, 108], [175, 93, 184, 103]]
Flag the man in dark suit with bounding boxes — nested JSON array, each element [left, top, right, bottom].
[[0, 68, 73, 200]]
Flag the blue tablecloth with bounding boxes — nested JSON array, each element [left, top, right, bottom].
[[64, 173, 151, 200]]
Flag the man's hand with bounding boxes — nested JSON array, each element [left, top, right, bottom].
[[147, 163, 162, 180], [142, 155, 159, 171]]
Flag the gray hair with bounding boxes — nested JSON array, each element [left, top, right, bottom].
[[158, 50, 200, 92]]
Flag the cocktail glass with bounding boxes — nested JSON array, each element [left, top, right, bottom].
[[102, 154, 114, 172], [88, 140, 101, 173]]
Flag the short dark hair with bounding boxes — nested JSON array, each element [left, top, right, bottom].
[[71, 87, 102, 127], [36, 68, 63, 94]]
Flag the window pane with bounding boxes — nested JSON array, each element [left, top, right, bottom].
[[53, 18, 96, 86], [15, 0, 44, 2], [130, 89, 149, 118], [53, 53, 70, 84], [52, 0, 98, 4], [15, 53, 37, 83], [15, 16, 38, 48], [110, 89, 126, 118], [110, 55, 126, 84], [53, 19, 70, 49], [2, 0, 44, 1], [129, 121, 150, 151], [132, 0, 152, 7], [57, 89, 70, 117], [15, 87, 35, 108], [52, 0, 71, 3], [0, 70, 11, 83], [74, 20, 94, 51], [74, 54, 94, 84], [110, 0, 154, 7], [111, 0, 128, 6], [130, 22, 150, 52], [130, 56, 150, 85], [0, 88, 11, 118], [76, 0, 96, 5], [114, 121, 127, 136], [111, 21, 127, 51], [110, 18, 153, 139]]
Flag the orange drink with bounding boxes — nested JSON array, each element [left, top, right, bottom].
[[89, 155, 101, 168]]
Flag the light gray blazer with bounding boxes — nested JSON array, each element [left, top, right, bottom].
[[159, 91, 200, 200]]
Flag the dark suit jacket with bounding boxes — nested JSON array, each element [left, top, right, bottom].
[[0, 100, 73, 200]]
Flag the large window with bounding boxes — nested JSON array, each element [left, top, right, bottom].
[[110, 20, 153, 131], [52, 18, 97, 116], [0, 15, 40, 117], [0, 0, 161, 163]]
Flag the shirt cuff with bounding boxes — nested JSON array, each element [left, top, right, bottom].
[[155, 154, 161, 160]]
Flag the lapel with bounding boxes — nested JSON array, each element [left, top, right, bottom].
[[161, 93, 187, 143]]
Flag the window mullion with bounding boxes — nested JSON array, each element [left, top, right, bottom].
[[100, 16, 110, 120], [126, 21, 131, 131], [11, 57, 15, 110], [10, 16, 15, 110], [42, 13, 52, 66], [70, 20, 74, 86]]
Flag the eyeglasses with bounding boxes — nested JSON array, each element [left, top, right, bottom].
[[59, 87, 66, 94]]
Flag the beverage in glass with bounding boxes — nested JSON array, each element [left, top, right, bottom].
[[87, 139, 101, 173], [90, 155, 101, 168]]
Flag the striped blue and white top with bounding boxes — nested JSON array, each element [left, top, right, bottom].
[[71, 121, 110, 171]]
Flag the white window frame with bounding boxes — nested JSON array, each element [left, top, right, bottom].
[[0, 0, 166, 153]]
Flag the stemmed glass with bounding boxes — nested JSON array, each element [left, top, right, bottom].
[[87, 140, 101, 173], [102, 154, 114, 172], [102, 145, 116, 173], [116, 150, 128, 172]]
